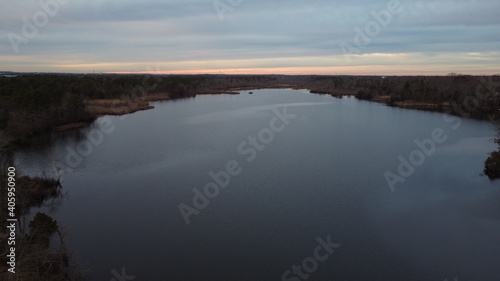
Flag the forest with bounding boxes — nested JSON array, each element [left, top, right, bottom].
[[1, 73, 500, 149], [1, 73, 500, 280]]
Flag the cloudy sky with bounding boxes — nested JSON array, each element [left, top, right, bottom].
[[1, 0, 499, 75]]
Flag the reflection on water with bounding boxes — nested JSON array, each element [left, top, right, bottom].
[[11, 89, 500, 281]]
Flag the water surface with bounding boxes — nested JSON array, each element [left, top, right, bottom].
[[15, 89, 500, 281]]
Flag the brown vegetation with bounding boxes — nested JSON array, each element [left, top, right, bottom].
[[0, 165, 80, 280], [54, 122, 89, 132], [1, 74, 499, 150], [84, 93, 172, 116], [85, 98, 153, 116], [2, 73, 499, 280]]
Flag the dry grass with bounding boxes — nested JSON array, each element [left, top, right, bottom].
[[142, 93, 171, 102], [371, 95, 391, 103], [394, 101, 451, 109], [310, 88, 358, 96], [84, 99, 127, 107], [85, 98, 154, 116], [54, 122, 88, 132]]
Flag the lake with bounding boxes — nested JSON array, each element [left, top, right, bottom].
[[14, 89, 500, 281]]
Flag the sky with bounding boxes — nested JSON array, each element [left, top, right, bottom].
[[1, 0, 499, 75]]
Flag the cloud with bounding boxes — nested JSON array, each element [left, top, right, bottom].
[[1, 0, 499, 74]]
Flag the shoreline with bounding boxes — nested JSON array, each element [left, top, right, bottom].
[[1, 74, 499, 149], [0, 86, 354, 147], [0, 87, 489, 138], [53, 93, 172, 133], [1, 74, 498, 279], [368, 95, 452, 111]]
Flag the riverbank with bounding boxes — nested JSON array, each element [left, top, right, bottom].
[[369, 95, 452, 111], [5, 90, 499, 280], [2, 74, 499, 280], [0, 167, 79, 280], [46, 86, 350, 134], [1, 74, 499, 150]]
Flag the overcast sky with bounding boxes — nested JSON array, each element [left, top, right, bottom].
[[1, 0, 499, 75]]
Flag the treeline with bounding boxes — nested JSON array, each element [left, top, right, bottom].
[[0, 74, 299, 147], [354, 75, 485, 104], [0, 74, 201, 146], [354, 75, 500, 119], [1, 74, 500, 148]]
